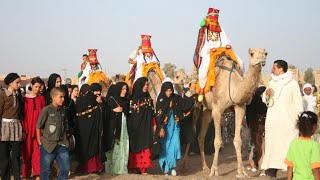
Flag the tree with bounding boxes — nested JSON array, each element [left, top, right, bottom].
[[162, 63, 177, 78], [304, 68, 315, 84]]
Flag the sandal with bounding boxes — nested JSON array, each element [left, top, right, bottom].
[[259, 173, 266, 177]]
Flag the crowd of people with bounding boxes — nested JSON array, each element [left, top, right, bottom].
[[1, 5, 320, 180], [244, 60, 320, 179], [0, 72, 194, 180]]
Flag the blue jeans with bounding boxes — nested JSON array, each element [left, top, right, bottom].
[[40, 145, 70, 180]]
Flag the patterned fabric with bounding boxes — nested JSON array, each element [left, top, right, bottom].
[[195, 47, 239, 94], [159, 111, 181, 173], [193, 27, 206, 68], [105, 113, 129, 174], [1, 121, 22, 141], [128, 148, 153, 170], [221, 112, 235, 145]]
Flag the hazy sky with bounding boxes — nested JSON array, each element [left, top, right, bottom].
[[0, 0, 319, 79]]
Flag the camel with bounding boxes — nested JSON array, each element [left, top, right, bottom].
[[196, 48, 267, 178]]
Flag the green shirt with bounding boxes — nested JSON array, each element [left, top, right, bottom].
[[36, 104, 69, 153], [285, 137, 320, 180]]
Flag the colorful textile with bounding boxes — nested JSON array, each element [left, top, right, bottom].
[[87, 70, 109, 86], [195, 47, 239, 94], [159, 111, 181, 173], [128, 148, 153, 170], [141, 62, 164, 81]]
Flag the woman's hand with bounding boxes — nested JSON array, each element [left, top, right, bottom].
[[159, 128, 165, 138], [22, 131, 26, 141], [265, 88, 273, 96], [113, 106, 123, 113], [153, 125, 157, 133], [96, 95, 103, 103]]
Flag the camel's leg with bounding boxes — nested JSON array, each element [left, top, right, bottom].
[[233, 105, 249, 178], [197, 109, 211, 172], [181, 143, 190, 170], [209, 108, 223, 177]]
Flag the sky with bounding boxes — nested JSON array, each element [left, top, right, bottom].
[[0, 0, 319, 79]]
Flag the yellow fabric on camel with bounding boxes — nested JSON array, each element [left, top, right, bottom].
[[196, 47, 239, 94]]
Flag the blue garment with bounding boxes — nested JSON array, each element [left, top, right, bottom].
[[159, 111, 181, 173], [40, 145, 70, 180]]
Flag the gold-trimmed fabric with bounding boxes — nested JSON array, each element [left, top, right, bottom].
[[76, 105, 98, 117]]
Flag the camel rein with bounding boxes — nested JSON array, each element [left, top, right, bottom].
[[215, 55, 237, 104], [148, 70, 159, 97], [215, 56, 265, 105]]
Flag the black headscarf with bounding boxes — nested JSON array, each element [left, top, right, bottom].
[[45, 73, 61, 105], [90, 83, 102, 93], [246, 86, 267, 126], [128, 77, 154, 152], [4, 73, 20, 85], [156, 82, 194, 126], [107, 82, 129, 116], [80, 84, 90, 97], [47, 73, 61, 92], [131, 77, 150, 101]]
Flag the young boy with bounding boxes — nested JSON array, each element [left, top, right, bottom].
[[36, 87, 70, 180]]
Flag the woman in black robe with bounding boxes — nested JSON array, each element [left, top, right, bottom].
[[74, 83, 104, 173], [127, 77, 155, 174], [104, 82, 130, 174], [154, 82, 194, 175]]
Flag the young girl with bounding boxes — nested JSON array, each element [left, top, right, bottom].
[[155, 82, 194, 176], [105, 82, 130, 174], [0, 73, 24, 180], [45, 73, 62, 105], [285, 111, 320, 180], [21, 77, 46, 180], [71, 85, 79, 102], [303, 83, 316, 112]]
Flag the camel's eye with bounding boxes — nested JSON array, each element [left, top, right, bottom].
[[265, 52, 268, 56]]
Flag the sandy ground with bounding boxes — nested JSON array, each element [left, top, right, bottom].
[[69, 142, 286, 180]]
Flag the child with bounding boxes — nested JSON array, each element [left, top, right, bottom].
[[303, 83, 316, 112], [155, 82, 194, 176], [285, 111, 320, 180], [0, 73, 24, 180], [36, 87, 70, 180], [21, 77, 46, 180]]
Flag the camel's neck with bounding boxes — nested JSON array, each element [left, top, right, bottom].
[[240, 63, 262, 102]]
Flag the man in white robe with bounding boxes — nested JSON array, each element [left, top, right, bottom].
[[261, 60, 303, 178]]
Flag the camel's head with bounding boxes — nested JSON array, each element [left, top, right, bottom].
[[173, 70, 190, 88], [248, 48, 267, 67]]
